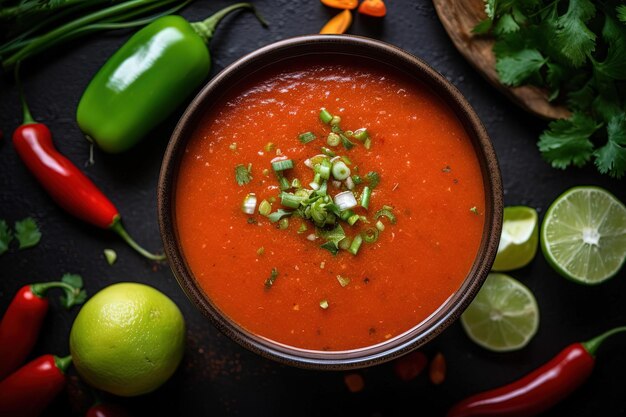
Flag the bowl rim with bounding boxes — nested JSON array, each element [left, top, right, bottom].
[[158, 34, 503, 370]]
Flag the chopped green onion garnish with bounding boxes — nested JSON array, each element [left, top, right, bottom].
[[319, 299, 329, 309], [278, 175, 291, 190], [281, 192, 306, 209], [318, 159, 332, 179], [376, 220, 385, 231], [262, 168, 270, 176], [339, 237, 352, 250], [104, 249, 117, 265], [340, 134, 355, 150], [348, 214, 360, 225], [344, 130, 354, 138], [272, 159, 294, 172], [374, 206, 396, 224], [365, 171, 380, 188], [259, 200, 272, 216], [264, 268, 278, 289], [353, 128, 369, 142], [291, 178, 302, 188], [279, 218, 289, 229], [361, 186, 371, 209], [363, 227, 379, 243], [341, 155, 352, 165], [340, 209, 355, 221], [348, 234, 363, 255], [242, 193, 257, 214], [313, 173, 322, 185], [235, 164, 252, 186], [470, 206, 480, 215], [321, 147, 336, 157], [268, 209, 293, 223], [337, 275, 351, 287], [318, 180, 328, 196], [327, 133, 341, 147], [299, 131, 317, 144], [330, 115, 342, 126], [334, 191, 358, 210], [352, 175, 362, 185], [319, 108, 333, 124], [345, 176, 355, 190], [264, 142, 275, 152], [364, 137, 372, 150], [257, 247, 265, 256], [332, 161, 351, 180], [297, 223, 308, 234], [321, 241, 339, 255]]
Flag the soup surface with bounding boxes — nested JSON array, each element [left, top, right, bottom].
[[176, 58, 485, 351]]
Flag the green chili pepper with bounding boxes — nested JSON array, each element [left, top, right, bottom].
[[76, 3, 267, 153]]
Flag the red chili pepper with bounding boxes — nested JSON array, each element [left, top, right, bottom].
[[0, 282, 81, 380], [0, 354, 71, 417], [86, 403, 133, 417], [447, 326, 626, 417], [12, 67, 164, 261]]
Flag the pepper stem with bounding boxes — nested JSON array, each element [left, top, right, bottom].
[[191, 3, 267, 45], [30, 281, 79, 298], [581, 326, 626, 356], [110, 218, 166, 261], [54, 355, 73, 374], [14, 61, 36, 125]]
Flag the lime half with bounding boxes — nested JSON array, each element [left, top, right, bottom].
[[493, 206, 539, 271], [541, 186, 626, 285], [461, 273, 539, 352]]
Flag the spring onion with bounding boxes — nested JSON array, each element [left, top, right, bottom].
[[317, 159, 332, 180], [264, 142, 275, 152], [317, 180, 328, 196], [279, 218, 289, 229], [334, 191, 357, 211], [352, 174, 362, 185], [339, 237, 351, 250], [364, 137, 372, 150], [309, 182, 320, 190], [268, 209, 292, 223], [347, 214, 360, 226], [332, 161, 350, 180], [264, 268, 278, 289], [366, 171, 380, 188], [297, 223, 308, 234], [339, 209, 355, 221], [327, 132, 341, 147], [363, 227, 379, 243], [344, 130, 354, 138], [257, 247, 265, 256], [321, 147, 336, 157], [361, 186, 371, 209], [307, 233, 317, 241], [229, 142, 237, 151], [374, 206, 396, 224], [319, 108, 333, 124], [259, 199, 271, 216], [272, 159, 293, 172], [241, 193, 257, 214], [319, 299, 329, 309], [340, 134, 355, 150], [376, 220, 385, 231], [332, 180, 342, 188], [298, 131, 316, 144], [348, 234, 363, 255], [345, 176, 355, 190], [278, 175, 290, 191], [337, 275, 351, 287], [470, 206, 480, 215], [353, 128, 369, 142], [281, 192, 306, 209]]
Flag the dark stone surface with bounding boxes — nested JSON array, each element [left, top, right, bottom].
[[0, 1, 624, 416]]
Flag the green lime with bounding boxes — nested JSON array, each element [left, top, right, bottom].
[[461, 273, 539, 352], [541, 186, 626, 285], [492, 206, 539, 271], [70, 283, 186, 397]]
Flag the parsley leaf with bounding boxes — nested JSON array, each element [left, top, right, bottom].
[[538, 112, 600, 169], [556, 0, 597, 67], [15, 217, 41, 249], [594, 113, 626, 178], [0, 220, 13, 255], [496, 49, 546, 86], [234, 164, 252, 186]]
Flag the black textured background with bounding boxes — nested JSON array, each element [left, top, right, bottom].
[[1, 1, 625, 416]]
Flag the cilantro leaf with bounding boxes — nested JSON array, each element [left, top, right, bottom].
[[593, 15, 626, 80], [365, 171, 380, 189], [59, 273, 87, 309], [617, 5, 626, 24], [318, 224, 346, 256], [62, 273, 84, 289], [556, 0, 597, 67], [494, 13, 520, 35], [0, 220, 13, 255], [594, 113, 626, 178], [538, 112, 600, 169], [496, 49, 546, 86], [473, 18, 493, 35], [234, 164, 252, 186], [15, 217, 41, 249]]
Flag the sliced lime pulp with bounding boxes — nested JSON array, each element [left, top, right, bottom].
[[461, 273, 539, 352], [493, 206, 539, 271], [541, 186, 626, 285]]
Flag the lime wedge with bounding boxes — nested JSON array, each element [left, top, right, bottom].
[[493, 206, 539, 271], [541, 186, 626, 285], [461, 273, 539, 352]]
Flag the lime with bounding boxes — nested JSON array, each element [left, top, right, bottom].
[[541, 186, 626, 285], [492, 206, 539, 271], [461, 273, 539, 352], [69, 283, 185, 397]]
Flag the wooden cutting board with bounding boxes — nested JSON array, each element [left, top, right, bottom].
[[432, 0, 570, 120]]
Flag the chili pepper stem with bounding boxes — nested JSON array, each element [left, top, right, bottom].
[[191, 3, 268, 44], [30, 282, 79, 298], [14, 62, 36, 125], [110, 218, 166, 261], [53, 355, 72, 374], [582, 326, 626, 356]]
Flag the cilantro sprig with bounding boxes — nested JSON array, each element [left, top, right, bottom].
[[478, 0, 626, 177], [0, 217, 41, 255]]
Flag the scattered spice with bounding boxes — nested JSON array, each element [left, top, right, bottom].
[[393, 351, 428, 382], [429, 352, 446, 385], [344, 372, 365, 393]]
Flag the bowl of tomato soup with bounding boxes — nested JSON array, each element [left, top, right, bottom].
[[159, 35, 503, 369]]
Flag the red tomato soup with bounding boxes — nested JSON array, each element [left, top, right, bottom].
[[176, 58, 485, 351]]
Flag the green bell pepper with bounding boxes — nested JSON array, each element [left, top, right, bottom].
[[76, 3, 266, 153]]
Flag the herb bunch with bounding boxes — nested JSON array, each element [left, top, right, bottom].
[[476, 0, 626, 178]]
